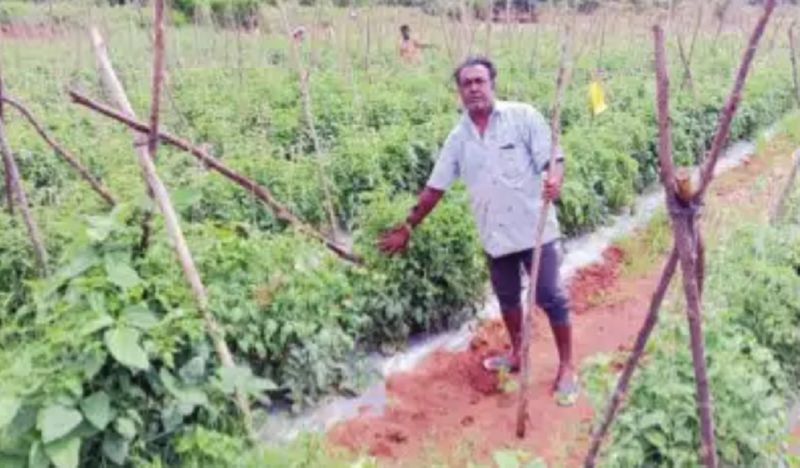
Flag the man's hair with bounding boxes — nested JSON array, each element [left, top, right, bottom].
[[453, 56, 497, 86]]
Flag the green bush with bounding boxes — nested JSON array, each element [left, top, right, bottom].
[[585, 222, 800, 466]]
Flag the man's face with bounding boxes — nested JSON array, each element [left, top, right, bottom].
[[457, 65, 494, 114]]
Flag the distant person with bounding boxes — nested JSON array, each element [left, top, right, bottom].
[[398, 24, 432, 64], [378, 56, 578, 406], [292, 26, 306, 44]]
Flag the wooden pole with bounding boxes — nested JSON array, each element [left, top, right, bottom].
[[584, 248, 679, 467], [0, 63, 13, 215], [89, 23, 254, 435], [790, 23, 800, 107], [68, 90, 362, 265], [583, 3, 775, 464], [516, 25, 571, 438], [0, 120, 48, 276], [654, 26, 716, 467], [274, 0, 342, 242], [0, 95, 116, 207]]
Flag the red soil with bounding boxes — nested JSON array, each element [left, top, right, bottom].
[[329, 246, 658, 465]]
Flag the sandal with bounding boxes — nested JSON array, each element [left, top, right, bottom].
[[482, 354, 520, 373], [554, 378, 580, 407]]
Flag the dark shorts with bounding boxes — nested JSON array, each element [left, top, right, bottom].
[[486, 241, 570, 325]]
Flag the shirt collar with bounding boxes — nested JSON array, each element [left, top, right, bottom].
[[460, 100, 504, 138]]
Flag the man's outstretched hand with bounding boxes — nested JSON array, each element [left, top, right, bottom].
[[378, 224, 411, 255]]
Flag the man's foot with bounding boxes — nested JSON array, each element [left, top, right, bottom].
[[553, 365, 579, 407], [482, 353, 520, 373]]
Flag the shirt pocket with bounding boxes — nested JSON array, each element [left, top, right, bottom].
[[496, 140, 531, 187]]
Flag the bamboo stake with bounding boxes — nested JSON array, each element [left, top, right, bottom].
[[516, 25, 571, 439], [274, 0, 341, 242], [0, 63, 13, 215], [790, 23, 800, 107], [583, 3, 775, 465], [654, 26, 716, 467], [68, 90, 361, 265], [583, 247, 679, 467], [0, 95, 116, 207], [697, 0, 776, 200], [0, 120, 48, 276], [770, 149, 800, 223], [91, 21, 255, 434]]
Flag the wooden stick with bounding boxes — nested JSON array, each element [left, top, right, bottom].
[[696, 0, 776, 201], [0, 119, 48, 275], [274, 0, 341, 242], [770, 149, 800, 223], [516, 25, 571, 439], [790, 23, 800, 107], [583, 6, 775, 465], [0, 95, 116, 207], [654, 24, 717, 468], [148, 0, 166, 160], [583, 247, 679, 468], [714, 0, 732, 41], [90, 23, 254, 434], [0, 63, 13, 215], [676, 36, 696, 95], [68, 90, 362, 265]]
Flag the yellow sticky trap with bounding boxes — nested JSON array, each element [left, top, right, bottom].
[[588, 80, 608, 116]]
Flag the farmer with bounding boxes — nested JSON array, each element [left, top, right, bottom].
[[378, 56, 578, 405], [398, 24, 431, 64]]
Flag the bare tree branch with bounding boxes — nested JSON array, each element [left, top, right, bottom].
[[0, 95, 116, 207], [68, 89, 362, 265], [696, 0, 776, 201], [90, 23, 255, 434], [654, 24, 717, 468], [583, 247, 679, 468], [0, 120, 48, 275], [516, 23, 571, 439]]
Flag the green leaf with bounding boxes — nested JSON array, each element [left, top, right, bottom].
[[79, 350, 107, 380], [172, 187, 202, 210], [87, 214, 117, 242], [45, 436, 80, 468], [80, 314, 114, 336], [493, 450, 521, 468], [0, 397, 21, 429], [178, 356, 206, 384], [114, 417, 136, 440], [121, 304, 159, 330], [104, 327, 149, 371], [0, 454, 26, 467], [102, 432, 129, 465], [28, 441, 49, 468], [8, 405, 37, 438], [37, 405, 83, 444], [80, 392, 112, 430], [105, 262, 142, 290], [159, 368, 208, 406], [643, 429, 668, 450], [218, 365, 278, 395], [57, 248, 99, 280]]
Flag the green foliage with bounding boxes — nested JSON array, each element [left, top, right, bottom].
[[0, 207, 273, 467], [0, 2, 798, 466], [585, 221, 800, 466]]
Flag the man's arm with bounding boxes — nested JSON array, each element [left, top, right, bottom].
[[378, 131, 459, 255], [378, 187, 444, 255]]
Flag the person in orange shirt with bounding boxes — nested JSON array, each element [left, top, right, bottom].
[[398, 24, 432, 64]]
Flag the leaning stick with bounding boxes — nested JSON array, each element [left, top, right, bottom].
[[516, 26, 571, 439]]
